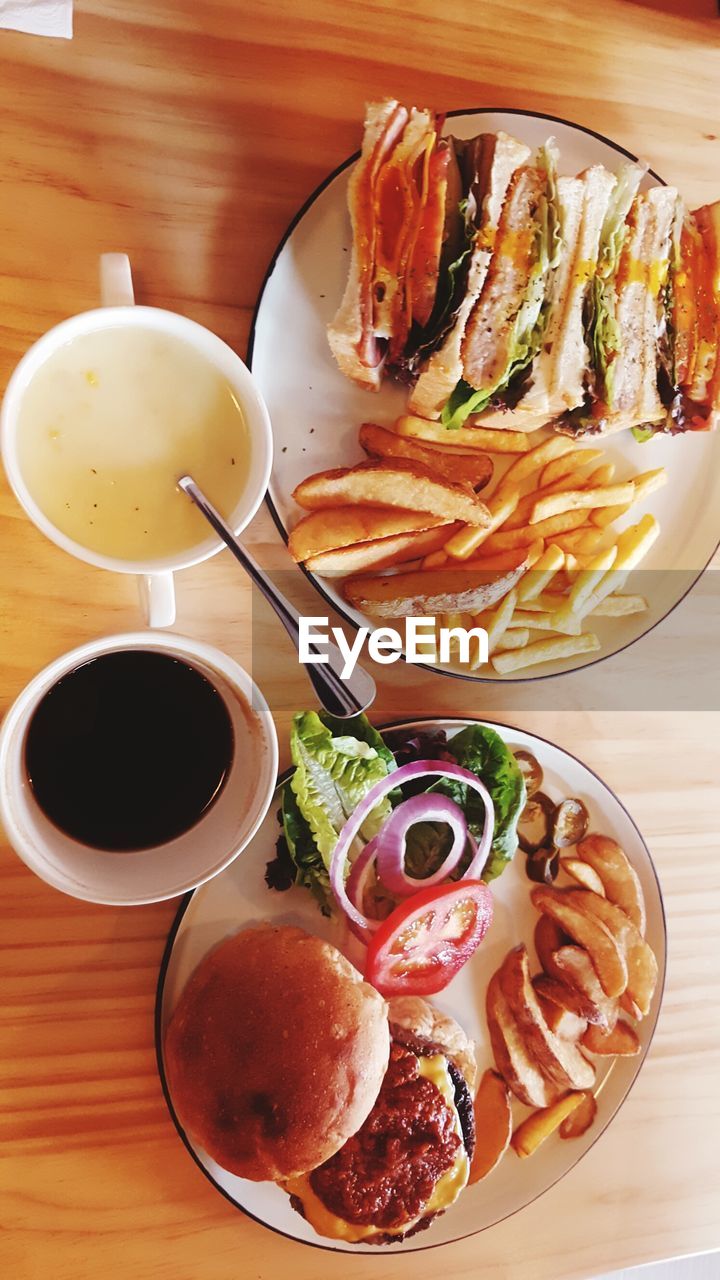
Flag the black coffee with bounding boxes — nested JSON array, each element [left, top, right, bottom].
[[25, 650, 234, 851]]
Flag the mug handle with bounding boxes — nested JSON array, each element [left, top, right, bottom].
[[99, 254, 177, 629]]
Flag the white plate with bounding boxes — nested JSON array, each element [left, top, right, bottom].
[[250, 109, 720, 681], [155, 717, 666, 1253]]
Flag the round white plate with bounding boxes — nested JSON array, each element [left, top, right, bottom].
[[156, 717, 666, 1253], [250, 108, 720, 681]]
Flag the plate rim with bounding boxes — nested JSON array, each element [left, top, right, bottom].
[[249, 105, 719, 684], [154, 713, 668, 1253]]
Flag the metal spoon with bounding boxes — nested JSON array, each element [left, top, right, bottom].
[[178, 475, 376, 719]]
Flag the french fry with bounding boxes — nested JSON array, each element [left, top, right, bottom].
[[480, 587, 519, 659], [503, 470, 588, 530], [513, 591, 567, 612], [530, 482, 636, 524], [564, 546, 619, 615], [588, 594, 648, 617], [540, 449, 604, 487], [495, 627, 530, 651], [589, 468, 665, 528], [422, 550, 448, 569], [494, 436, 576, 500], [491, 632, 600, 674], [394, 414, 530, 453], [482, 510, 587, 552], [444, 493, 520, 559], [630, 467, 667, 503], [577, 515, 659, 617], [591, 501, 632, 529], [525, 539, 546, 568], [511, 609, 583, 636], [564, 552, 581, 582], [585, 462, 616, 486], [511, 1092, 585, 1158], [553, 528, 604, 555], [517, 544, 565, 602], [459, 548, 534, 573]]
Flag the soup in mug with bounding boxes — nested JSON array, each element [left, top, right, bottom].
[[16, 325, 251, 561]]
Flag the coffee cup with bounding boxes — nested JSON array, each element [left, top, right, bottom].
[[0, 255, 273, 627], [0, 631, 278, 904]]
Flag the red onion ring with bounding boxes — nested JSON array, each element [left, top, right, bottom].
[[374, 794, 468, 897], [328, 760, 495, 939]]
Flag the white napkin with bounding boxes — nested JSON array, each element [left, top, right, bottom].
[[0, 0, 72, 37]]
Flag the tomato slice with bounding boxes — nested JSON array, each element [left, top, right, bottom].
[[364, 880, 493, 997]]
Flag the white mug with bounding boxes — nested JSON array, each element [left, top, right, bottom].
[[0, 631, 279, 905], [0, 255, 273, 627]]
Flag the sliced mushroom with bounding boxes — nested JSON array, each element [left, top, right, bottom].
[[518, 792, 555, 854], [552, 798, 590, 849], [526, 847, 560, 885], [513, 749, 543, 798]]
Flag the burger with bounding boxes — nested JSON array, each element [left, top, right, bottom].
[[164, 924, 477, 1244]]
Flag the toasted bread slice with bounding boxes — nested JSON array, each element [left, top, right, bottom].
[[327, 100, 409, 389]]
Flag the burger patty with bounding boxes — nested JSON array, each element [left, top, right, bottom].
[[308, 1043, 462, 1230]]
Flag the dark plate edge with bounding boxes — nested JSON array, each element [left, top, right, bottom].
[[154, 714, 668, 1254]]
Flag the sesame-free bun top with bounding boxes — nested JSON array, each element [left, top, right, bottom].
[[164, 924, 390, 1182]]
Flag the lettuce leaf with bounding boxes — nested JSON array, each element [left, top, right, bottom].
[[280, 786, 334, 913], [288, 711, 394, 868], [427, 724, 526, 881], [441, 143, 562, 431]]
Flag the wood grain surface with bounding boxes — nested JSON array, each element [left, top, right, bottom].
[[1, 3, 720, 1278]]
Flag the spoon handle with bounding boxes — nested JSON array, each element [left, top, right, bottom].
[[178, 476, 376, 719]]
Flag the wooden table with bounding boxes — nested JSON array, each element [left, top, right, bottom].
[[2, 3, 720, 1277]]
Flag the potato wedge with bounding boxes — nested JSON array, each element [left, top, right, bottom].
[[359, 422, 494, 489], [530, 886, 628, 998], [565, 889, 657, 1017], [561, 857, 606, 896], [293, 460, 492, 526], [288, 505, 447, 562], [581, 1019, 641, 1056], [534, 915, 568, 974], [547, 946, 619, 1031], [343, 559, 526, 618], [511, 1092, 585, 1158], [486, 971, 561, 1108], [394, 414, 530, 453], [304, 524, 460, 575], [559, 1090, 597, 1139], [499, 946, 595, 1090], [536, 993, 588, 1042], [533, 973, 605, 1026], [576, 834, 646, 933], [467, 1070, 513, 1184]]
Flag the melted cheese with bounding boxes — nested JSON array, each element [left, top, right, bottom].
[[283, 1054, 470, 1243]]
